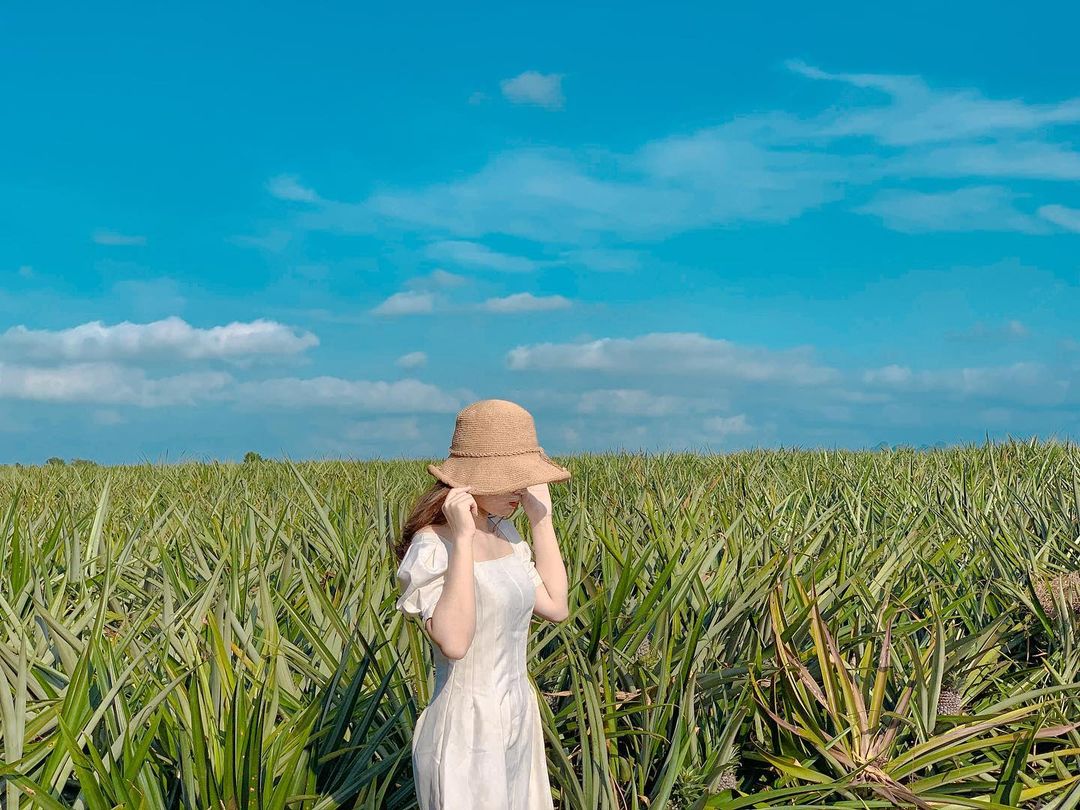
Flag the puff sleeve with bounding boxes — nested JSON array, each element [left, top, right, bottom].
[[395, 532, 449, 622], [514, 534, 545, 589]]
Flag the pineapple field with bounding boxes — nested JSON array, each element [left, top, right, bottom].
[[1, 439, 1080, 809]]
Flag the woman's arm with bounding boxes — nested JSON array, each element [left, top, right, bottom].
[[426, 534, 478, 658], [427, 487, 480, 659], [524, 484, 570, 622]]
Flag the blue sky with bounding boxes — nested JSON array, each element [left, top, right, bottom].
[[3, 3, 1080, 463]]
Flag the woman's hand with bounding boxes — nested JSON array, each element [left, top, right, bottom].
[[441, 486, 477, 544], [520, 482, 552, 524]]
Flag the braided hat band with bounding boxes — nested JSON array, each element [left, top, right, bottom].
[[427, 399, 571, 495], [448, 446, 541, 458]]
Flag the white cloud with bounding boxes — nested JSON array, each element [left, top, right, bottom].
[[560, 248, 641, 273], [576, 389, 687, 417], [891, 141, 1080, 181], [855, 186, 1050, 233], [634, 119, 847, 219], [396, 351, 427, 368], [403, 269, 469, 289], [361, 141, 842, 242], [479, 292, 572, 313], [0, 362, 232, 406], [507, 331, 839, 385], [93, 229, 146, 246], [862, 360, 1066, 404], [231, 230, 293, 251], [786, 59, 1080, 145], [426, 240, 540, 272], [1038, 204, 1080, 232], [427, 269, 469, 287], [232, 377, 461, 410], [862, 364, 912, 386], [274, 62, 1080, 242], [110, 278, 187, 318], [92, 409, 125, 426], [702, 413, 753, 436], [371, 291, 434, 316], [267, 174, 320, 203], [0, 316, 318, 364], [345, 417, 422, 442], [945, 319, 1029, 342], [0, 361, 468, 415], [500, 71, 564, 110], [369, 150, 657, 240]]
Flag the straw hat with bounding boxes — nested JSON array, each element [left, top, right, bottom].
[[427, 399, 571, 495]]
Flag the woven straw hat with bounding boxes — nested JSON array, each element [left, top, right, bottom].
[[427, 399, 571, 495]]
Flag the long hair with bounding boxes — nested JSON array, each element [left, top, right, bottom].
[[393, 480, 454, 564]]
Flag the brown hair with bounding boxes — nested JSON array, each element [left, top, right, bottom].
[[393, 480, 453, 564]]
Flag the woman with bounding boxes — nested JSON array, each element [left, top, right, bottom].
[[393, 399, 572, 809]]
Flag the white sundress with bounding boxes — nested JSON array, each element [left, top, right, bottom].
[[395, 518, 556, 809]]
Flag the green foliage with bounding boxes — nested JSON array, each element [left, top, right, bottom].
[[0, 439, 1079, 808], [44, 456, 66, 466], [243, 450, 264, 463]]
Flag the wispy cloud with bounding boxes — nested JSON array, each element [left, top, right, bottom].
[[506, 331, 839, 385], [231, 377, 461, 410], [92, 409, 125, 426], [269, 62, 1080, 245], [505, 327, 1080, 451], [560, 248, 641, 273], [92, 229, 147, 246], [855, 186, 1050, 233], [267, 174, 321, 203], [889, 141, 1080, 181], [861, 360, 1066, 404], [576, 388, 691, 417], [702, 413, 753, 437], [0, 361, 467, 414], [1038, 204, 1080, 232], [479, 292, 572, 313], [396, 351, 427, 369], [110, 278, 187, 318], [362, 140, 844, 241], [785, 59, 1080, 145], [500, 71, 565, 110], [370, 290, 434, 316], [345, 416, 422, 442], [231, 230, 293, 252], [405, 268, 469, 288], [0, 316, 317, 364], [944, 319, 1029, 342], [0, 362, 232, 406], [426, 240, 540, 272]]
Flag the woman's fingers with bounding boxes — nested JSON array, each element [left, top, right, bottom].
[[446, 486, 477, 516]]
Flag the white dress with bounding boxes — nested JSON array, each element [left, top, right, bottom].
[[395, 518, 556, 810]]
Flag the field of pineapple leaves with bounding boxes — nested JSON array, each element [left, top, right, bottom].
[[1, 438, 1080, 809]]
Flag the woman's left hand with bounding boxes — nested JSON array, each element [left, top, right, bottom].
[[520, 482, 552, 523]]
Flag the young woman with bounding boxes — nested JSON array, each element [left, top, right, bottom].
[[393, 399, 572, 809]]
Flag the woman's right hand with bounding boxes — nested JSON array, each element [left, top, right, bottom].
[[442, 486, 477, 544]]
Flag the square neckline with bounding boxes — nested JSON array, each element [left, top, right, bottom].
[[416, 522, 517, 564]]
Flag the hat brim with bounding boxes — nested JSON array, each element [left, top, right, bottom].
[[427, 452, 571, 495]]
